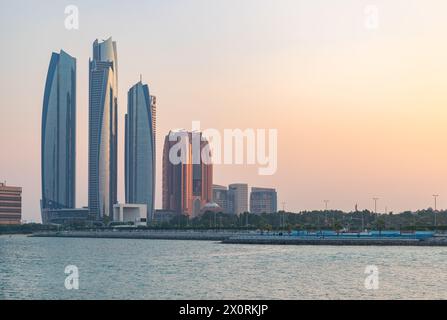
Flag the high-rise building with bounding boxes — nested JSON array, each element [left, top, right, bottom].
[[125, 81, 156, 222], [212, 184, 229, 214], [228, 183, 248, 215], [250, 187, 277, 214], [0, 182, 22, 225], [162, 129, 191, 216], [88, 37, 118, 220], [41, 50, 76, 217], [162, 130, 213, 217]]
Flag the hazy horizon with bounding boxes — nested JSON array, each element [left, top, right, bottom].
[[2, 0, 447, 222]]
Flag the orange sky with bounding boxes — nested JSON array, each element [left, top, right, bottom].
[[1, 0, 447, 221]]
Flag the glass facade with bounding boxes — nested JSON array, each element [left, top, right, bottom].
[[41, 208, 89, 225], [41, 50, 76, 217], [162, 131, 213, 217], [249, 187, 278, 214], [88, 38, 118, 219], [125, 82, 156, 222]]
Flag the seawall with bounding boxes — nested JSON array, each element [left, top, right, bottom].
[[31, 230, 237, 241], [222, 236, 447, 246], [30, 230, 447, 246]]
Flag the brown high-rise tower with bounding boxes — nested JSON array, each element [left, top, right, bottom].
[[162, 130, 212, 217]]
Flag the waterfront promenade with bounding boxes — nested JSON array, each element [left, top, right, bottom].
[[30, 229, 447, 246], [31, 229, 241, 241]]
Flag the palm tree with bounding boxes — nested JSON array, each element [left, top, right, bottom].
[[375, 218, 386, 235]]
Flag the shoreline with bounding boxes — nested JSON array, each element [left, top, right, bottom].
[[30, 230, 237, 241], [0, 232, 33, 236], [222, 237, 447, 246], [29, 230, 447, 246]]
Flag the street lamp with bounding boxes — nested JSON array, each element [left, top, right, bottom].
[[281, 202, 286, 229], [433, 194, 439, 231], [373, 197, 379, 215], [324, 200, 330, 228]]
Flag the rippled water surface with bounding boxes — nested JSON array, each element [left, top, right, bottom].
[[1, 235, 446, 299]]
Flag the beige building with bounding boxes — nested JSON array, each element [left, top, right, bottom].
[[229, 183, 248, 215], [0, 182, 22, 225]]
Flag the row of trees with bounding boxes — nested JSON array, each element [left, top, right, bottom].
[[0, 223, 58, 234], [151, 209, 447, 231], [2, 209, 446, 233]]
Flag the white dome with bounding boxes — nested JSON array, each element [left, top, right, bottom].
[[202, 202, 220, 209]]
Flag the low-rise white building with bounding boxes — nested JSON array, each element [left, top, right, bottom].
[[113, 203, 147, 226]]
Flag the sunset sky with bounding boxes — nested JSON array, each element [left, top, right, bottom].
[[1, 0, 447, 222]]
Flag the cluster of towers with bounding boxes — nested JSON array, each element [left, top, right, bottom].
[[41, 37, 214, 225], [40, 36, 278, 225], [41, 37, 156, 224]]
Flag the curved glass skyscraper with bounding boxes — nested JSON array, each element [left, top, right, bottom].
[[88, 37, 118, 220], [41, 50, 76, 216], [125, 81, 156, 222]]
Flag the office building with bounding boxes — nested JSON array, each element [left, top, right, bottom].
[[125, 81, 156, 223], [250, 187, 278, 214], [41, 208, 89, 225], [88, 37, 118, 220], [228, 183, 248, 215], [162, 130, 213, 217], [0, 182, 22, 225], [41, 50, 76, 218]]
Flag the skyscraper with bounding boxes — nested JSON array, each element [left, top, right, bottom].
[[228, 183, 248, 215], [162, 129, 191, 216], [162, 130, 213, 217], [125, 81, 156, 222], [41, 50, 76, 216], [88, 37, 118, 220], [250, 187, 277, 214]]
